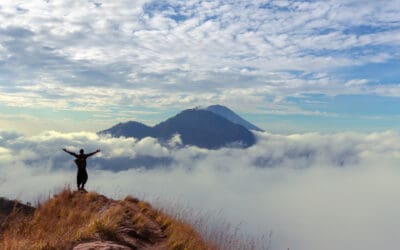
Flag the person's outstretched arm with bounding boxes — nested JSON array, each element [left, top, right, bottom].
[[62, 148, 78, 157], [86, 149, 100, 158]]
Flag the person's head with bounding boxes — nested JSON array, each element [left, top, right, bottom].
[[79, 149, 84, 155]]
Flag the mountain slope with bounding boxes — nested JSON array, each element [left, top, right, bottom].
[[154, 109, 255, 149], [100, 107, 257, 149], [205, 104, 264, 132], [0, 189, 212, 249], [100, 121, 153, 139]]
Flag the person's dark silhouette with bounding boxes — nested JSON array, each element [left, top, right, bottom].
[[62, 148, 100, 191]]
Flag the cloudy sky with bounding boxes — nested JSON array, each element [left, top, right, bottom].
[[0, 0, 399, 134]]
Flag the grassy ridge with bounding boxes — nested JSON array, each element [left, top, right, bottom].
[[0, 188, 213, 249]]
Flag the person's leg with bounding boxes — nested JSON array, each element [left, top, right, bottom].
[[77, 171, 81, 190], [78, 170, 87, 190], [81, 171, 88, 190]]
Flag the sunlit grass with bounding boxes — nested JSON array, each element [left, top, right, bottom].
[[0, 188, 211, 249], [1, 188, 269, 249]]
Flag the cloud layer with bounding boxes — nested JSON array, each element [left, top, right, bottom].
[[1, 130, 400, 249]]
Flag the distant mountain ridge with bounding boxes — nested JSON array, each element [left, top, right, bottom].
[[204, 105, 264, 132], [99, 106, 259, 149], [103, 121, 152, 139]]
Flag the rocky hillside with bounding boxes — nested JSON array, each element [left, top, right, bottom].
[[0, 189, 213, 249]]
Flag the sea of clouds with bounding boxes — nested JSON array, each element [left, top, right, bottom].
[[1, 130, 400, 250]]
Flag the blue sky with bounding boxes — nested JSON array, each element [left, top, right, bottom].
[[0, 0, 399, 134]]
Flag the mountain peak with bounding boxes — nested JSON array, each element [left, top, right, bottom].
[[154, 108, 256, 149], [100, 106, 259, 149], [100, 105, 260, 149], [205, 104, 264, 132]]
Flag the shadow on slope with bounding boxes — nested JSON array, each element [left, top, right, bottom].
[[0, 197, 34, 234]]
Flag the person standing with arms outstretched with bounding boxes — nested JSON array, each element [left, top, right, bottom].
[[62, 148, 100, 191]]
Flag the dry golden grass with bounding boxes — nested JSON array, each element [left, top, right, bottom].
[[120, 196, 214, 250], [0, 188, 214, 250], [156, 202, 271, 250], [0, 189, 109, 249]]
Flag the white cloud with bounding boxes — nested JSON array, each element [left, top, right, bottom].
[[1, 130, 400, 249]]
